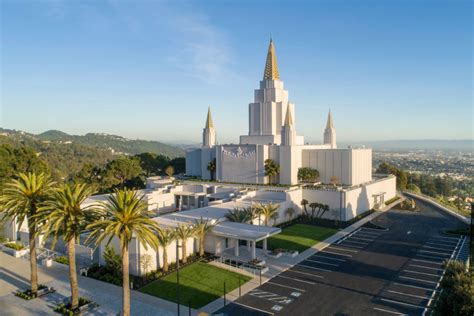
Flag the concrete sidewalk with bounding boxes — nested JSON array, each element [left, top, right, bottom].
[[0, 251, 177, 316], [199, 198, 403, 315]]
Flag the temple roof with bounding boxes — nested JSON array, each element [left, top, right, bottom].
[[326, 110, 334, 129], [205, 107, 214, 128], [263, 39, 280, 80], [284, 105, 293, 126]]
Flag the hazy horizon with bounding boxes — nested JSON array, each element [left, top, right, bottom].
[[1, 1, 472, 143]]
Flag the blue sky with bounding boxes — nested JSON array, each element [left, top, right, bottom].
[[1, 0, 472, 144]]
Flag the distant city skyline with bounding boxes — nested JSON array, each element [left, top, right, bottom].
[[1, 0, 472, 143]]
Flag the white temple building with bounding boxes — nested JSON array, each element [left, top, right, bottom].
[[187, 39, 374, 187]]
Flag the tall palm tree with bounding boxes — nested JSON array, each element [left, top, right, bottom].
[[175, 223, 194, 264], [206, 158, 216, 181], [0, 172, 54, 297], [256, 203, 280, 226], [85, 189, 159, 316], [156, 227, 175, 272], [264, 159, 280, 185], [193, 217, 216, 257], [37, 183, 99, 310]]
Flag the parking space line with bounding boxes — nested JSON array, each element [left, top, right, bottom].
[[266, 281, 305, 292], [328, 246, 358, 253], [387, 290, 429, 300], [373, 307, 408, 315], [297, 263, 332, 272], [321, 250, 352, 257], [412, 259, 442, 265], [337, 243, 364, 249], [403, 269, 440, 277], [230, 301, 274, 315], [311, 254, 346, 262], [430, 235, 459, 241], [341, 239, 368, 245], [380, 298, 426, 309], [422, 245, 455, 251], [427, 239, 458, 246], [399, 276, 438, 284], [415, 254, 445, 261], [419, 249, 452, 256], [277, 274, 318, 284], [408, 264, 443, 271], [393, 282, 437, 292], [360, 227, 386, 232], [349, 236, 376, 242], [304, 259, 339, 266], [287, 269, 324, 279], [425, 242, 456, 248]]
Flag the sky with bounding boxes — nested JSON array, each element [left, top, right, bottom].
[[1, 0, 472, 144]]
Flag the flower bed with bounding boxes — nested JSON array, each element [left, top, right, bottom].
[[15, 284, 55, 300], [2, 242, 28, 258], [54, 297, 97, 315]]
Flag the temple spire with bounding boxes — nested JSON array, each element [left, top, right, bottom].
[[263, 38, 280, 80], [284, 105, 293, 127], [205, 107, 214, 128], [326, 110, 334, 129]]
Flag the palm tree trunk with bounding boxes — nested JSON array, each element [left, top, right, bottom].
[[121, 244, 130, 316], [162, 247, 168, 272], [67, 236, 79, 310], [181, 240, 187, 264], [28, 221, 38, 297], [199, 237, 205, 257]]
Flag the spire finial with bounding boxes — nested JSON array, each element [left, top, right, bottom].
[[263, 38, 280, 80], [284, 105, 293, 127], [326, 109, 334, 129], [205, 107, 214, 128]]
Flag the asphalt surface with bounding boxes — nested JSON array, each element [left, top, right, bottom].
[[214, 197, 468, 316]]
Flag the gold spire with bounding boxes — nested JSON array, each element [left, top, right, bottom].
[[263, 38, 280, 80], [326, 110, 334, 129], [284, 105, 293, 126], [205, 107, 214, 128]]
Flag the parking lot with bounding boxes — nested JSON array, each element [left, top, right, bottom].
[[215, 198, 466, 316]]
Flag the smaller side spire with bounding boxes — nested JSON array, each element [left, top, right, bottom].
[[205, 107, 214, 128], [326, 110, 334, 129], [284, 105, 293, 127]]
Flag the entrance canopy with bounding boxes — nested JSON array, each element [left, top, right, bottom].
[[211, 222, 280, 242]]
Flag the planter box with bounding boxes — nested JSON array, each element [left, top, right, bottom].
[[42, 258, 53, 267], [267, 252, 282, 259], [2, 247, 28, 258], [51, 261, 69, 270], [284, 251, 299, 258], [37, 287, 55, 298]]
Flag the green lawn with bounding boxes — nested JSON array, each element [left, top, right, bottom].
[[267, 223, 337, 252], [139, 262, 251, 309]]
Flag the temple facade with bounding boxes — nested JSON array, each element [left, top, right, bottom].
[[186, 39, 372, 186]]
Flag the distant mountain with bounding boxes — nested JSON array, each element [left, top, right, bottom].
[[0, 128, 185, 157], [341, 139, 474, 151]]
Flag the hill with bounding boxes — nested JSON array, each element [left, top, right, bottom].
[[3, 128, 185, 157]]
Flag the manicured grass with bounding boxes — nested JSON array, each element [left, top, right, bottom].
[[267, 223, 337, 252], [139, 262, 251, 309]]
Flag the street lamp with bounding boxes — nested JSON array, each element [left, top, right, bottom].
[[176, 236, 182, 316]]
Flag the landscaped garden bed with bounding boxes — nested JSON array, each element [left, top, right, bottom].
[[54, 297, 98, 315], [15, 284, 55, 300], [2, 242, 28, 258], [139, 261, 251, 309]]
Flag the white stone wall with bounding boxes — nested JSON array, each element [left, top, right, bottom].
[[217, 144, 260, 183], [185, 149, 202, 176]]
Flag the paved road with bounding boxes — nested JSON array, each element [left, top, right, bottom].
[[214, 198, 467, 316]]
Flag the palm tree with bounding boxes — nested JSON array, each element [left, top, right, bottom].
[[0, 172, 54, 297], [85, 189, 159, 316], [156, 227, 175, 272], [256, 203, 280, 226], [264, 159, 280, 185], [175, 223, 194, 264], [285, 207, 295, 221], [207, 158, 216, 181], [37, 183, 99, 310], [193, 217, 216, 257], [225, 208, 253, 223], [309, 202, 320, 220]]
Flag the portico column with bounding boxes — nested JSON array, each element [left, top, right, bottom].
[[251, 241, 256, 259], [247, 240, 251, 252], [234, 239, 239, 256], [263, 239, 267, 251]]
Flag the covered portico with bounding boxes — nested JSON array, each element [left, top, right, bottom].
[[211, 222, 281, 260]]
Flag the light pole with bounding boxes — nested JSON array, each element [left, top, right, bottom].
[[176, 236, 182, 316]]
